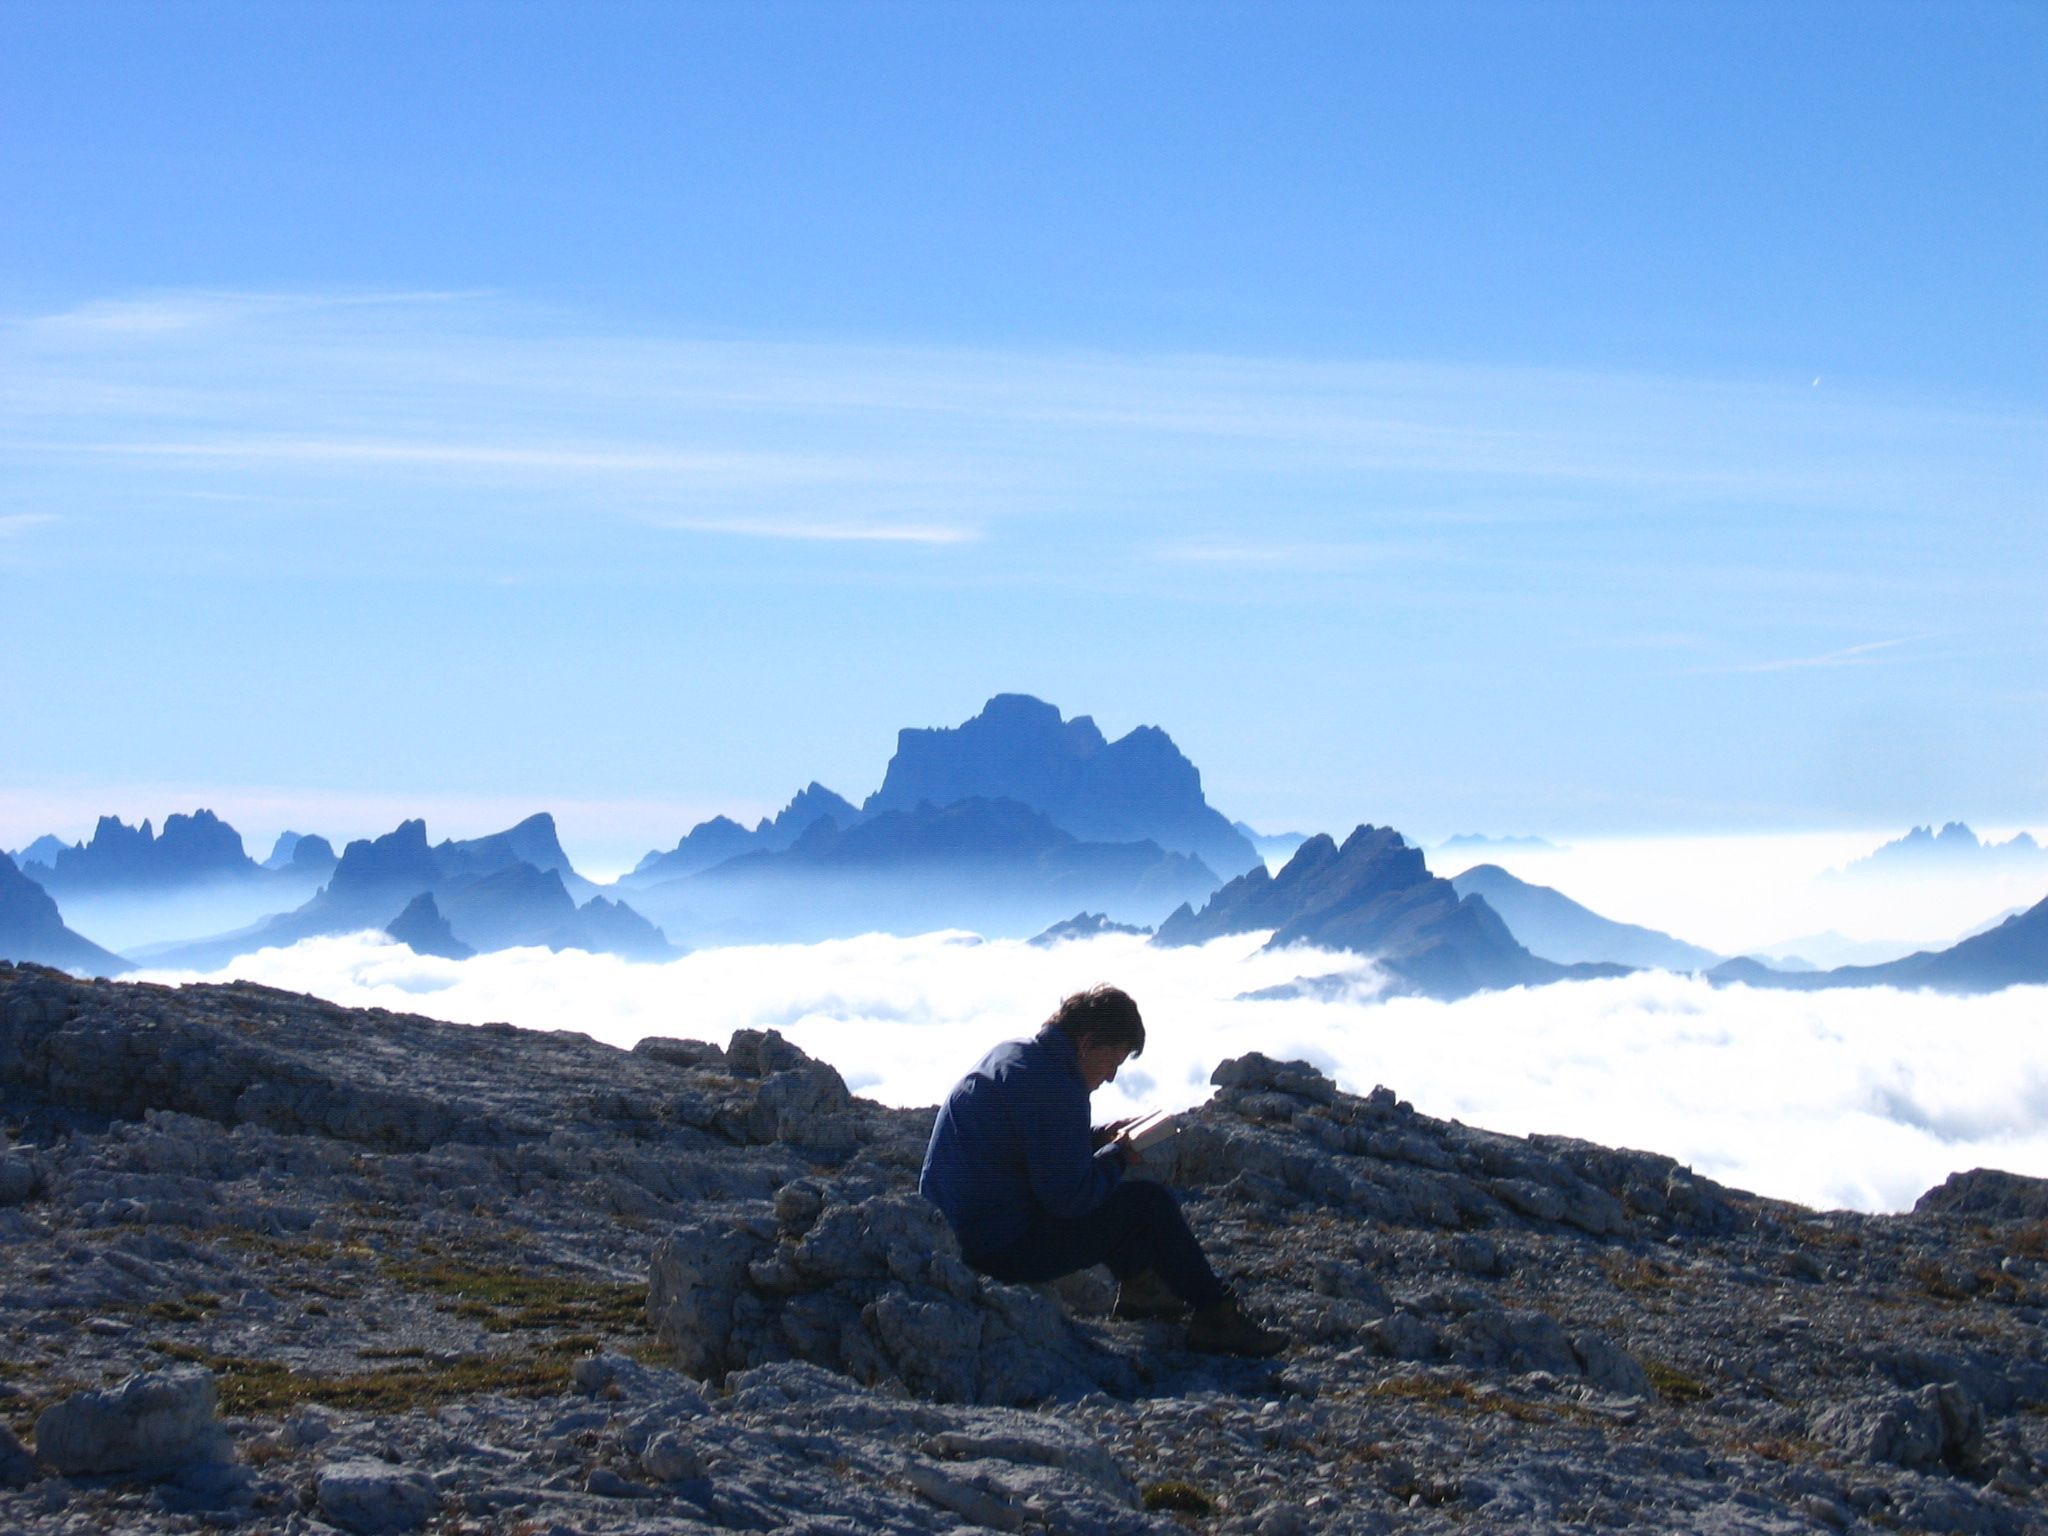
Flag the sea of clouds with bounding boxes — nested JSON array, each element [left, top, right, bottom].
[[138, 927, 2048, 1217]]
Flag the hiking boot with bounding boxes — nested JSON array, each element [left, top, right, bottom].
[[1113, 1269, 1190, 1321], [1186, 1297, 1287, 1357]]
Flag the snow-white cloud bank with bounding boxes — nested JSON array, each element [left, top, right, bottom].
[[137, 930, 2048, 1217]]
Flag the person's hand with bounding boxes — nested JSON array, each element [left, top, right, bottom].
[[1092, 1115, 1139, 1149], [1112, 1131, 1145, 1169]]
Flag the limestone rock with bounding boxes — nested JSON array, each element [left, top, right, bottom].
[[650, 1188, 1132, 1404], [32, 1365, 225, 1478], [315, 1460, 441, 1533], [1812, 1383, 1987, 1474]]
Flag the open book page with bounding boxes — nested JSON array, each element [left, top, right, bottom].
[[1122, 1109, 1178, 1153]]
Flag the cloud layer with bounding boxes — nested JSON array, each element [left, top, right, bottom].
[[139, 929, 2048, 1216]]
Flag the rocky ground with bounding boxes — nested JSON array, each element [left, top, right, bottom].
[[3, 960, 2046, 1535]]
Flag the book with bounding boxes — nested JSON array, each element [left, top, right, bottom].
[[1122, 1109, 1178, 1153]]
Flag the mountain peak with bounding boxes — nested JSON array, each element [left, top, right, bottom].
[[865, 695, 1257, 875]]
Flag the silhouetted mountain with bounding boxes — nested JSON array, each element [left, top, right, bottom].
[[384, 893, 474, 961], [37, 810, 259, 894], [1709, 891, 2048, 995], [1449, 864, 1722, 971], [436, 813, 598, 901], [263, 831, 306, 869], [10, 835, 68, 871], [261, 831, 337, 877], [1029, 912, 1154, 946], [865, 694, 1260, 877], [1836, 822, 2046, 877], [148, 816, 670, 969], [623, 784, 860, 885], [569, 895, 675, 961], [1157, 826, 1623, 1001], [627, 797, 1218, 946], [0, 854, 128, 974]]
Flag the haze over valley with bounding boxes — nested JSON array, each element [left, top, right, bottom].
[[6, 694, 2043, 1215]]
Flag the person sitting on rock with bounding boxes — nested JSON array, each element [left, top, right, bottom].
[[918, 983, 1285, 1356]]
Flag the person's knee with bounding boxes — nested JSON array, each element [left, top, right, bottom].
[[1115, 1178, 1183, 1228]]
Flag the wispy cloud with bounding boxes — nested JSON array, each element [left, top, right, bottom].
[[0, 513, 58, 537], [649, 514, 979, 545], [1686, 638, 1914, 676], [1152, 538, 1422, 570], [8, 289, 2038, 523], [73, 436, 890, 486], [24, 289, 490, 336]]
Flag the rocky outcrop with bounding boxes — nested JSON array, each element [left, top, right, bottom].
[[3, 963, 2046, 1535], [1158, 826, 1625, 1000], [865, 694, 1261, 877]]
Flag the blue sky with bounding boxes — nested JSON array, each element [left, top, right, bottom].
[[3, 1, 2043, 866]]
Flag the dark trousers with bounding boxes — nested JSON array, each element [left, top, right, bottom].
[[968, 1179, 1228, 1311]]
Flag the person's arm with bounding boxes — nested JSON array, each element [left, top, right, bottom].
[[1020, 1062, 1124, 1218]]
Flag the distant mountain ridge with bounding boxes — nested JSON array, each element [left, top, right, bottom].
[[623, 784, 861, 886], [1837, 822, 2045, 877], [0, 854, 128, 974], [148, 815, 671, 970], [26, 811, 337, 895], [1711, 891, 2048, 995], [1449, 864, 1723, 972], [1157, 825, 1624, 1001], [35, 811, 258, 893], [624, 797, 1218, 947]]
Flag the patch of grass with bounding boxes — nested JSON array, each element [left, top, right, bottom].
[[628, 1337, 673, 1366], [147, 1339, 575, 1417], [1745, 1436, 1827, 1464], [1794, 1222, 1863, 1252], [143, 1292, 225, 1324], [1642, 1359, 1712, 1404], [212, 1229, 343, 1264], [384, 1257, 645, 1336], [1602, 1256, 1675, 1293], [1143, 1480, 1217, 1515], [1367, 1372, 1559, 1425]]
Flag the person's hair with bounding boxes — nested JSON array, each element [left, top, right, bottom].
[[1046, 984, 1145, 1057]]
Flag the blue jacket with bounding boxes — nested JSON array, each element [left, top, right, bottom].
[[919, 1025, 1125, 1260]]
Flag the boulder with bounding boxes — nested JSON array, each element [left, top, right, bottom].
[[32, 1365, 226, 1478], [649, 1189, 1133, 1405], [316, 1460, 441, 1534], [1812, 1383, 1987, 1474]]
